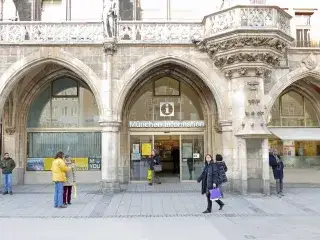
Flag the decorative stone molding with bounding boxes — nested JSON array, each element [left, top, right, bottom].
[[214, 52, 281, 69], [99, 121, 121, 132], [5, 127, 15, 135], [301, 53, 317, 70], [197, 37, 288, 57], [224, 66, 272, 79], [103, 41, 117, 55], [219, 120, 233, 132]]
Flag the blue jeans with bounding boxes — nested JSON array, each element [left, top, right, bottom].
[[2, 173, 12, 192], [54, 182, 63, 207]]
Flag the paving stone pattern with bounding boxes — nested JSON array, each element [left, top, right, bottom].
[[0, 183, 319, 218], [1, 184, 320, 240]]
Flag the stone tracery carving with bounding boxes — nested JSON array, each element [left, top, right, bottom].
[[214, 52, 280, 68], [103, 41, 117, 54], [301, 53, 317, 70]]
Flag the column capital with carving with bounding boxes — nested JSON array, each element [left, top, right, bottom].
[[219, 120, 232, 132], [99, 120, 121, 132], [103, 40, 117, 55]]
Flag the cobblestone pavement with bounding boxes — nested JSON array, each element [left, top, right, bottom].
[[0, 184, 320, 240]]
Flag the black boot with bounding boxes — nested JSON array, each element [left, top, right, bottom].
[[203, 195, 212, 213], [2, 191, 8, 195], [216, 200, 225, 210]]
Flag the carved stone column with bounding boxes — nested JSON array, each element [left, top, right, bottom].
[[100, 121, 121, 193], [196, 29, 292, 193], [102, 40, 117, 121], [100, 40, 119, 193]]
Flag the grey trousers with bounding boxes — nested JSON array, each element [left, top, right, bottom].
[[149, 170, 160, 184], [276, 178, 283, 194]]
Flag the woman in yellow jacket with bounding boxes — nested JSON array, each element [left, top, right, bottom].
[[51, 151, 70, 208]]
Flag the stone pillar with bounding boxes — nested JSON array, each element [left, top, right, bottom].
[[100, 121, 121, 193], [102, 41, 117, 120], [99, 40, 119, 193], [261, 138, 270, 195]]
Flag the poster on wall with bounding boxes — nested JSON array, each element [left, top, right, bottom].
[[132, 144, 140, 153], [26, 158, 44, 171], [131, 153, 141, 161], [283, 140, 295, 156], [141, 143, 152, 156], [43, 157, 89, 171], [88, 157, 101, 171], [182, 143, 193, 158]]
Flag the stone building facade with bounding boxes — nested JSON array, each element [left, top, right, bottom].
[[0, 2, 319, 194]]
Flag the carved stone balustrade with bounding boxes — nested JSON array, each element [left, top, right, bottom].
[[0, 21, 104, 44], [197, 5, 294, 78], [203, 5, 291, 38], [118, 21, 203, 44]]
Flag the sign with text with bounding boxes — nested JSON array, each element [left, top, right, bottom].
[[88, 157, 101, 171], [129, 121, 205, 128], [160, 102, 174, 117], [27, 158, 44, 171]]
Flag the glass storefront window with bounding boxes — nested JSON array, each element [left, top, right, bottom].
[[26, 77, 101, 172], [269, 91, 319, 127], [269, 139, 320, 169], [281, 91, 304, 116], [28, 132, 101, 158], [181, 135, 204, 181], [130, 135, 152, 181], [128, 77, 204, 121], [27, 78, 99, 128]]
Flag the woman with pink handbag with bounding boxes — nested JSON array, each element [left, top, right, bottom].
[[197, 154, 225, 213]]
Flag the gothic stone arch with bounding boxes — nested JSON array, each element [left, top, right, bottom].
[[0, 48, 103, 118], [266, 65, 320, 122], [114, 54, 228, 122]]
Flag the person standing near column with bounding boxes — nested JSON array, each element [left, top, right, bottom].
[[51, 151, 70, 208], [63, 155, 76, 205], [0, 153, 16, 195], [269, 149, 284, 197]]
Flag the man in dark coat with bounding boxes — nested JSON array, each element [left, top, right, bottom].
[[269, 150, 284, 197], [0, 153, 16, 195]]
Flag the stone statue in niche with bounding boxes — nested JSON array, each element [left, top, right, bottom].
[[102, 0, 118, 38]]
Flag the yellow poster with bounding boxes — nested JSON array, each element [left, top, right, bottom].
[[43, 158, 88, 171], [74, 158, 89, 171], [44, 158, 55, 171], [141, 143, 152, 156]]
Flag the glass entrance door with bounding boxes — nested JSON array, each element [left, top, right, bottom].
[[129, 133, 204, 181]]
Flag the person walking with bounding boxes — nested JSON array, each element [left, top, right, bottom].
[[215, 154, 228, 198], [63, 155, 76, 205], [0, 153, 16, 195], [197, 154, 224, 213], [51, 151, 70, 208], [269, 149, 284, 197], [148, 149, 161, 186]]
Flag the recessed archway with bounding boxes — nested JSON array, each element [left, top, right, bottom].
[[114, 55, 228, 122], [117, 60, 223, 183], [267, 75, 320, 185], [0, 50, 103, 185]]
